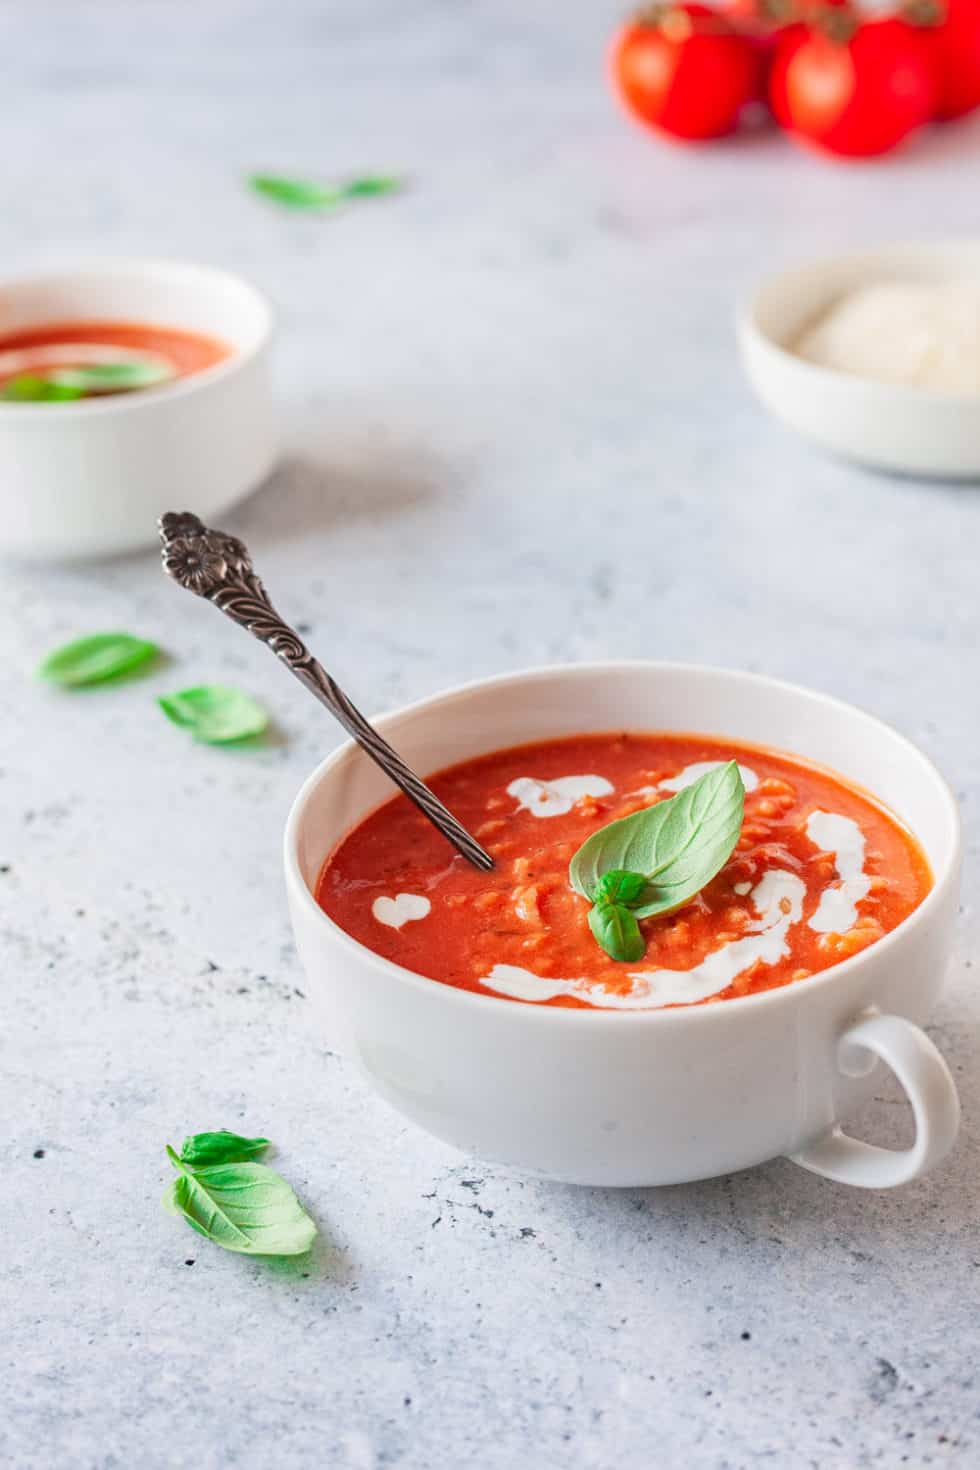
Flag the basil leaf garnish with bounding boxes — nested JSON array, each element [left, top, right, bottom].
[[49, 360, 174, 393], [594, 869, 648, 906], [588, 901, 645, 963], [570, 762, 745, 962], [3, 361, 173, 401], [2, 374, 84, 402], [178, 1131, 270, 1168], [163, 1144, 317, 1257], [249, 172, 401, 209], [158, 685, 268, 744], [38, 632, 159, 687]]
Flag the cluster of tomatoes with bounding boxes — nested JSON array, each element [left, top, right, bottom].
[[611, 0, 980, 157]]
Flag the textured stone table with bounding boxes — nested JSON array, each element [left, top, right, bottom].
[[3, 3, 979, 1466]]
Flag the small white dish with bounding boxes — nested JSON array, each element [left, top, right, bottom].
[[0, 259, 276, 560], [285, 661, 961, 1190], [738, 241, 980, 479]]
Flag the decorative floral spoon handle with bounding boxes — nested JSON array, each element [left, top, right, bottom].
[[158, 512, 494, 872]]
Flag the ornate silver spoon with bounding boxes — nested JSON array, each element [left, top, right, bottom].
[[158, 511, 494, 872]]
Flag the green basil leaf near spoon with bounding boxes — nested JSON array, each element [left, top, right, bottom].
[[38, 632, 159, 687], [570, 762, 746, 962], [158, 685, 268, 744]]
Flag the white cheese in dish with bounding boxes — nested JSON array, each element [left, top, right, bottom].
[[793, 281, 980, 396]]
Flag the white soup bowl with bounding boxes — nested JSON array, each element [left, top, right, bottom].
[[285, 663, 961, 1189], [738, 240, 980, 479], [0, 259, 276, 560]]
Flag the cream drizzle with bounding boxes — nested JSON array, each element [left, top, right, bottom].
[[658, 761, 760, 795], [628, 761, 760, 802], [805, 811, 871, 934], [508, 774, 614, 818], [372, 893, 431, 929]]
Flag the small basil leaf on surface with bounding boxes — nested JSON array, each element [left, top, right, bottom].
[[178, 1131, 270, 1168], [2, 374, 84, 402], [593, 869, 648, 907], [158, 685, 268, 744], [340, 174, 401, 198], [163, 1145, 317, 1257], [588, 901, 645, 963], [50, 360, 174, 393], [249, 172, 401, 209], [38, 632, 159, 687], [571, 761, 745, 924]]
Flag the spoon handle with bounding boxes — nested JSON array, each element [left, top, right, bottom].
[[158, 512, 494, 872]]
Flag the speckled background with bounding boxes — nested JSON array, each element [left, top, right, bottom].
[[2, 2, 979, 1466]]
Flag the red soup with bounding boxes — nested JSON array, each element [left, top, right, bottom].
[[0, 320, 229, 399], [317, 733, 932, 1011]]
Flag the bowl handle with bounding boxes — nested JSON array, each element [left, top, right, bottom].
[[788, 1010, 960, 1189]]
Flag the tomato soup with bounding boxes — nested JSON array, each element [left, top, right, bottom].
[[0, 320, 229, 398], [317, 733, 932, 1011]]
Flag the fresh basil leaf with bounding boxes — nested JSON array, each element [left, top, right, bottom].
[[38, 632, 159, 687], [249, 172, 401, 210], [570, 761, 745, 921], [250, 174, 343, 208], [341, 174, 401, 198], [158, 685, 268, 744], [50, 360, 174, 393], [2, 374, 84, 402], [164, 1145, 317, 1257], [179, 1130, 269, 1168], [588, 901, 645, 963], [162, 1178, 210, 1237], [594, 869, 648, 907]]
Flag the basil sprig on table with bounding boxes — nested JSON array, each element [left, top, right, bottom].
[[569, 762, 746, 962], [158, 685, 268, 743], [176, 1130, 270, 1168], [249, 172, 401, 210], [38, 632, 159, 686], [163, 1131, 317, 1257]]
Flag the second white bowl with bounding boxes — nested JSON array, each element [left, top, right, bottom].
[[738, 241, 980, 480], [0, 259, 276, 560]]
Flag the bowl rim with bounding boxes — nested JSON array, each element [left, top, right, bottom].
[[738, 238, 980, 411], [0, 257, 274, 420], [283, 660, 962, 1027]]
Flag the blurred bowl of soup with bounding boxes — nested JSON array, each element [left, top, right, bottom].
[[0, 259, 276, 560]]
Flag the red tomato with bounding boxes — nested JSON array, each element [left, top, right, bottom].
[[611, 4, 760, 140], [768, 22, 810, 123], [781, 15, 936, 155], [725, 0, 806, 103], [727, 0, 850, 115], [906, 0, 980, 119]]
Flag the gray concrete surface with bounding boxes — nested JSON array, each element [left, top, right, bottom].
[[2, 3, 979, 1466]]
